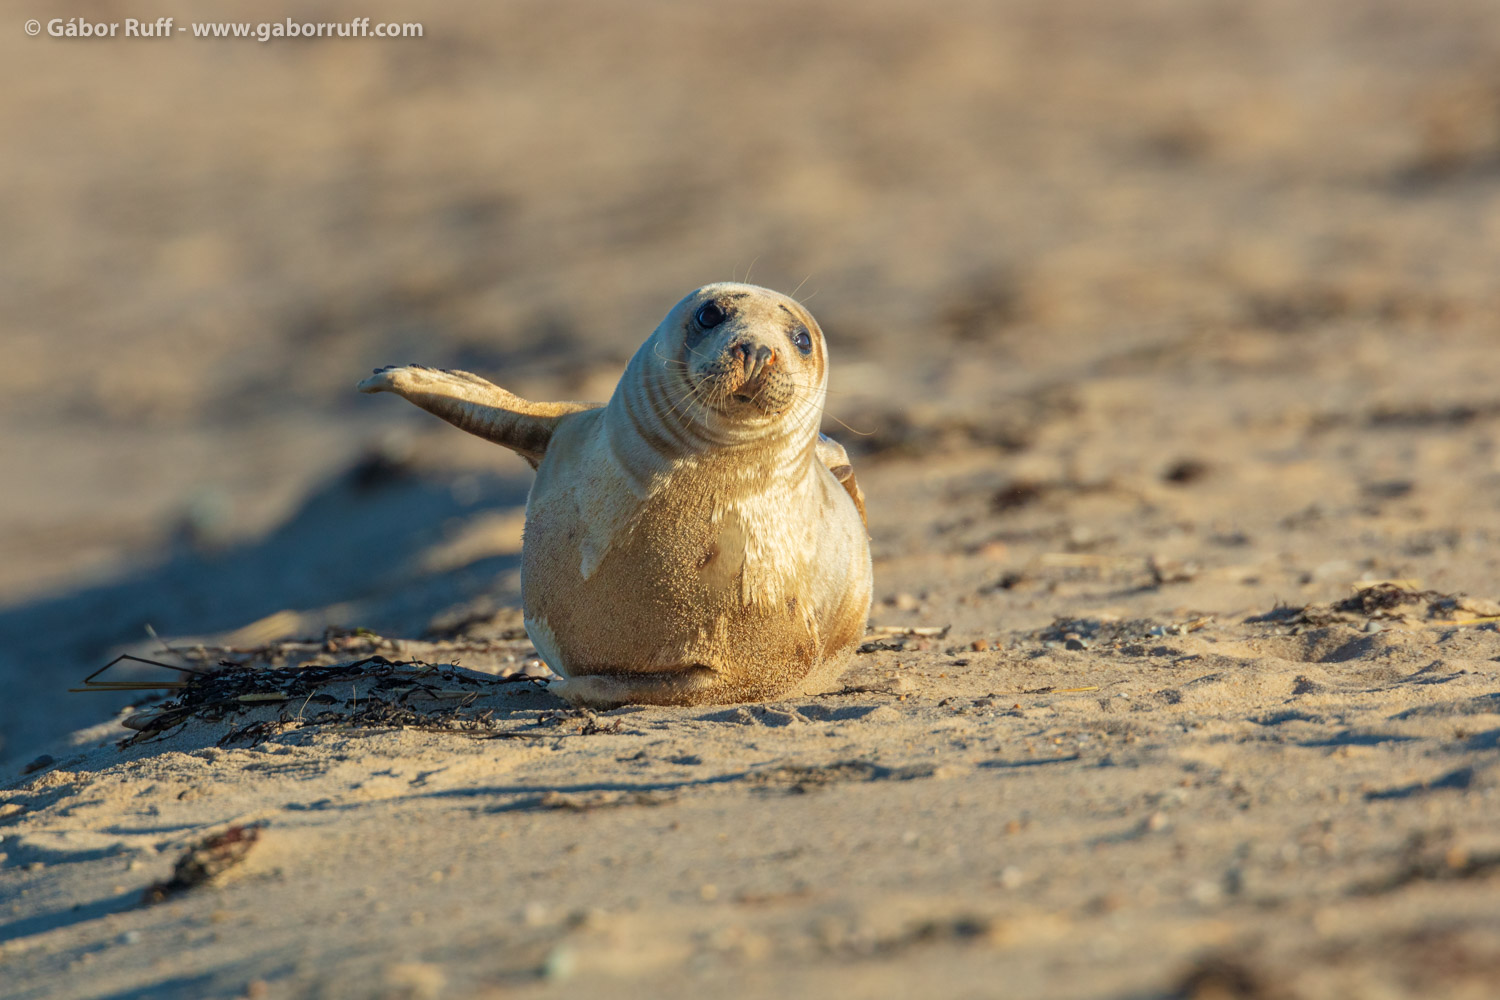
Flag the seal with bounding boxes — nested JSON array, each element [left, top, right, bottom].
[[357, 282, 872, 707]]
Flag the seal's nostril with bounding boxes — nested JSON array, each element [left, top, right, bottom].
[[754, 345, 774, 366], [731, 342, 757, 376]]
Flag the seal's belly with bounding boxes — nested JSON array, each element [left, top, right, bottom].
[[520, 487, 835, 688]]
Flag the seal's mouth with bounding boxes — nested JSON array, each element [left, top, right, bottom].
[[696, 373, 763, 410], [699, 369, 778, 413]]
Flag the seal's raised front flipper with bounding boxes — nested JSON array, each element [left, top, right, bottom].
[[358, 365, 601, 468], [816, 432, 868, 528]]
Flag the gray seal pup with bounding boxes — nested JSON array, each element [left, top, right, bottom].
[[357, 282, 871, 707]]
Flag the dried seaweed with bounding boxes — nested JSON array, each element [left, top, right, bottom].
[[748, 760, 935, 793], [114, 655, 548, 747], [1354, 830, 1500, 895], [1329, 582, 1442, 616], [1258, 583, 1500, 631], [538, 789, 675, 810], [69, 653, 202, 693], [534, 709, 625, 736], [143, 825, 260, 904]]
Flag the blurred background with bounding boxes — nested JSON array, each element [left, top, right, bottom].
[[4, 0, 1499, 761]]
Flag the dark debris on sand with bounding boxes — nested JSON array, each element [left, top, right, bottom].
[[118, 656, 544, 748], [143, 825, 261, 904], [748, 760, 936, 794], [1251, 583, 1500, 630], [1036, 616, 1213, 647]]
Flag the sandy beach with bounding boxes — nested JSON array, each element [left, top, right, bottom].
[[4, 1, 1500, 996]]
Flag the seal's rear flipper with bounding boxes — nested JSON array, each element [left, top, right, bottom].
[[816, 432, 868, 528], [358, 365, 601, 468], [550, 667, 721, 709]]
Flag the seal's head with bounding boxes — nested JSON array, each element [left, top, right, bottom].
[[610, 283, 831, 463], [663, 283, 827, 428]]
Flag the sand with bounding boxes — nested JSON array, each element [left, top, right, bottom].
[[5, 0, 1500, 997]]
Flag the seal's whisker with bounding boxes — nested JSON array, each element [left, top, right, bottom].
[[673, 370, 728, 430], [649, 343, 693, 373], [645, 346, 708, 424], [772, 376, 849, 396], [655, 374, 708, 429], [820, 410, 875, 437], [772, 389, 824, 444]]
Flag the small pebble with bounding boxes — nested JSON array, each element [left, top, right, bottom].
[[570, 907, 609, 930], [1190, 880, 1224, 906], [117, 931, 141, 946], [383, 962, 446, 1000], [542, 945, 578, 982], [1090, 893, 1125, 914], [1363, 620, 1383, 633], [970, 639, 990, 652], [1065, 638, 1089, 651]]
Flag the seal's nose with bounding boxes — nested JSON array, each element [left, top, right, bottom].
[[733, 343, 776, 381]]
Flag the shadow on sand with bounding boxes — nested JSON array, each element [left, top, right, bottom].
[[0, 456, 533, 765]]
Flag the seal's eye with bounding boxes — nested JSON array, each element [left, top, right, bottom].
[[790, 327, 813, 354], [695, 302, 726, 329]]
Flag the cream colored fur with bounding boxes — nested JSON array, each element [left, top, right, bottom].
[[357, 282, 872, 707]]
